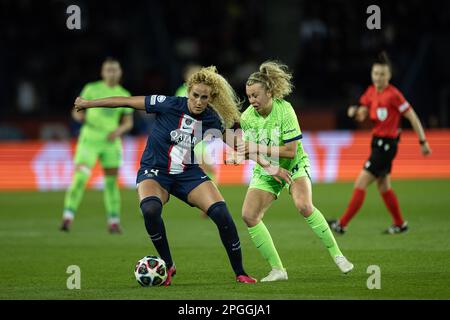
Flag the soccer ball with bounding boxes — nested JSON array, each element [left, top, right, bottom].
[[134, 256, 167, 287]]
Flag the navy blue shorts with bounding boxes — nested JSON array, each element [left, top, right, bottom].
[[136, 166, 211, 206]]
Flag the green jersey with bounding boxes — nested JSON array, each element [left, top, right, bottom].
[[240, 98, 306, 175], [175, 83, 188, 97], [79, 81, 133, 141]]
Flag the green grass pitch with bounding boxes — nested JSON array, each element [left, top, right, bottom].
[[1, 180, 449, 299]]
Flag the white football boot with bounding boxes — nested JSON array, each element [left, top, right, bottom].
[[335, 255, 354, 274], [260, 268, 288, 282]]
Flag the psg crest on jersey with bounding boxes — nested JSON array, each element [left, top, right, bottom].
[[376, 107, 388, 121]]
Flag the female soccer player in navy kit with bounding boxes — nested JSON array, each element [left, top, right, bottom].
[[329, 52, 432, 235], [74, 66, 290, 285]]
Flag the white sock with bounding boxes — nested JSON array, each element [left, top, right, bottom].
[[108, 217, 120, 225], [63, 209, 74, 220]]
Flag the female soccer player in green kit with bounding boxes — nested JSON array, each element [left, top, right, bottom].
[[238, 61, 354, 281], [61, 58, 134, 233]]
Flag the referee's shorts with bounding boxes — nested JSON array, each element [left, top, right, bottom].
[[363, 135, 400, 178]]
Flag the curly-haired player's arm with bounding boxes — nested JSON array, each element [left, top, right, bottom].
[[74, 96, 146, 111]]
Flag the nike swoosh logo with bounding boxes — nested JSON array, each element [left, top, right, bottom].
[[201, 176, 208, 179]]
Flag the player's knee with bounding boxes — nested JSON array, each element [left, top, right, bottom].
[[104, 167, 119, 176], [354, 181, 368, 190], [207, 201, 229, 221], [140, 196, 163, 220], [207, 201, 236, 231], [241, 209, 261, 227], [377, 180, 390, 193], [355, 171, 373, 189], [294, 199, 314, 216], [75, 164, 91, 175]]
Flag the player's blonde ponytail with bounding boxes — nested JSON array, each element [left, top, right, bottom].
[[187, 66, 242, 128], [246, 60, 293, 99]]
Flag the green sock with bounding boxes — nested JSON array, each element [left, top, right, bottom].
[[248, 221, 284, 270], [104, 175, 120, 221], [305, 208, 343, 258], [63, 169, 90, 215]]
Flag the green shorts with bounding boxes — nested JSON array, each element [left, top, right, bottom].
[[248, 155, 311, 198], [74, 136, 123, 169]]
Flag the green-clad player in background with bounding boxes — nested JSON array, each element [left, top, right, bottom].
[[239, 61, 353, 281], [61, 58, 134, 233]]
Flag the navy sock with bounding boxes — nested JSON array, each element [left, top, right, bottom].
[[207, 201, 246, 276], [140, 196, 173, 268]]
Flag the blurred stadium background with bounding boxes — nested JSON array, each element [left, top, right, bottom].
[[1, 0, 450, 299], [1, 0, 450, 188]]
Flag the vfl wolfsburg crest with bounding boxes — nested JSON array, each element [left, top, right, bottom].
[[376, 107, 388, 121]]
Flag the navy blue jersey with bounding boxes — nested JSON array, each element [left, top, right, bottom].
[[141, 95, 224, 174]]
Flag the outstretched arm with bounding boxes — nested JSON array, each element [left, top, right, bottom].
[[74, 96, 146, 112], [403, 108, 432, 156]]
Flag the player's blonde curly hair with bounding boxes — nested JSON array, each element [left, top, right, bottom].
[[246, 60, 293, 99], [187, 66, 242, 128]]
